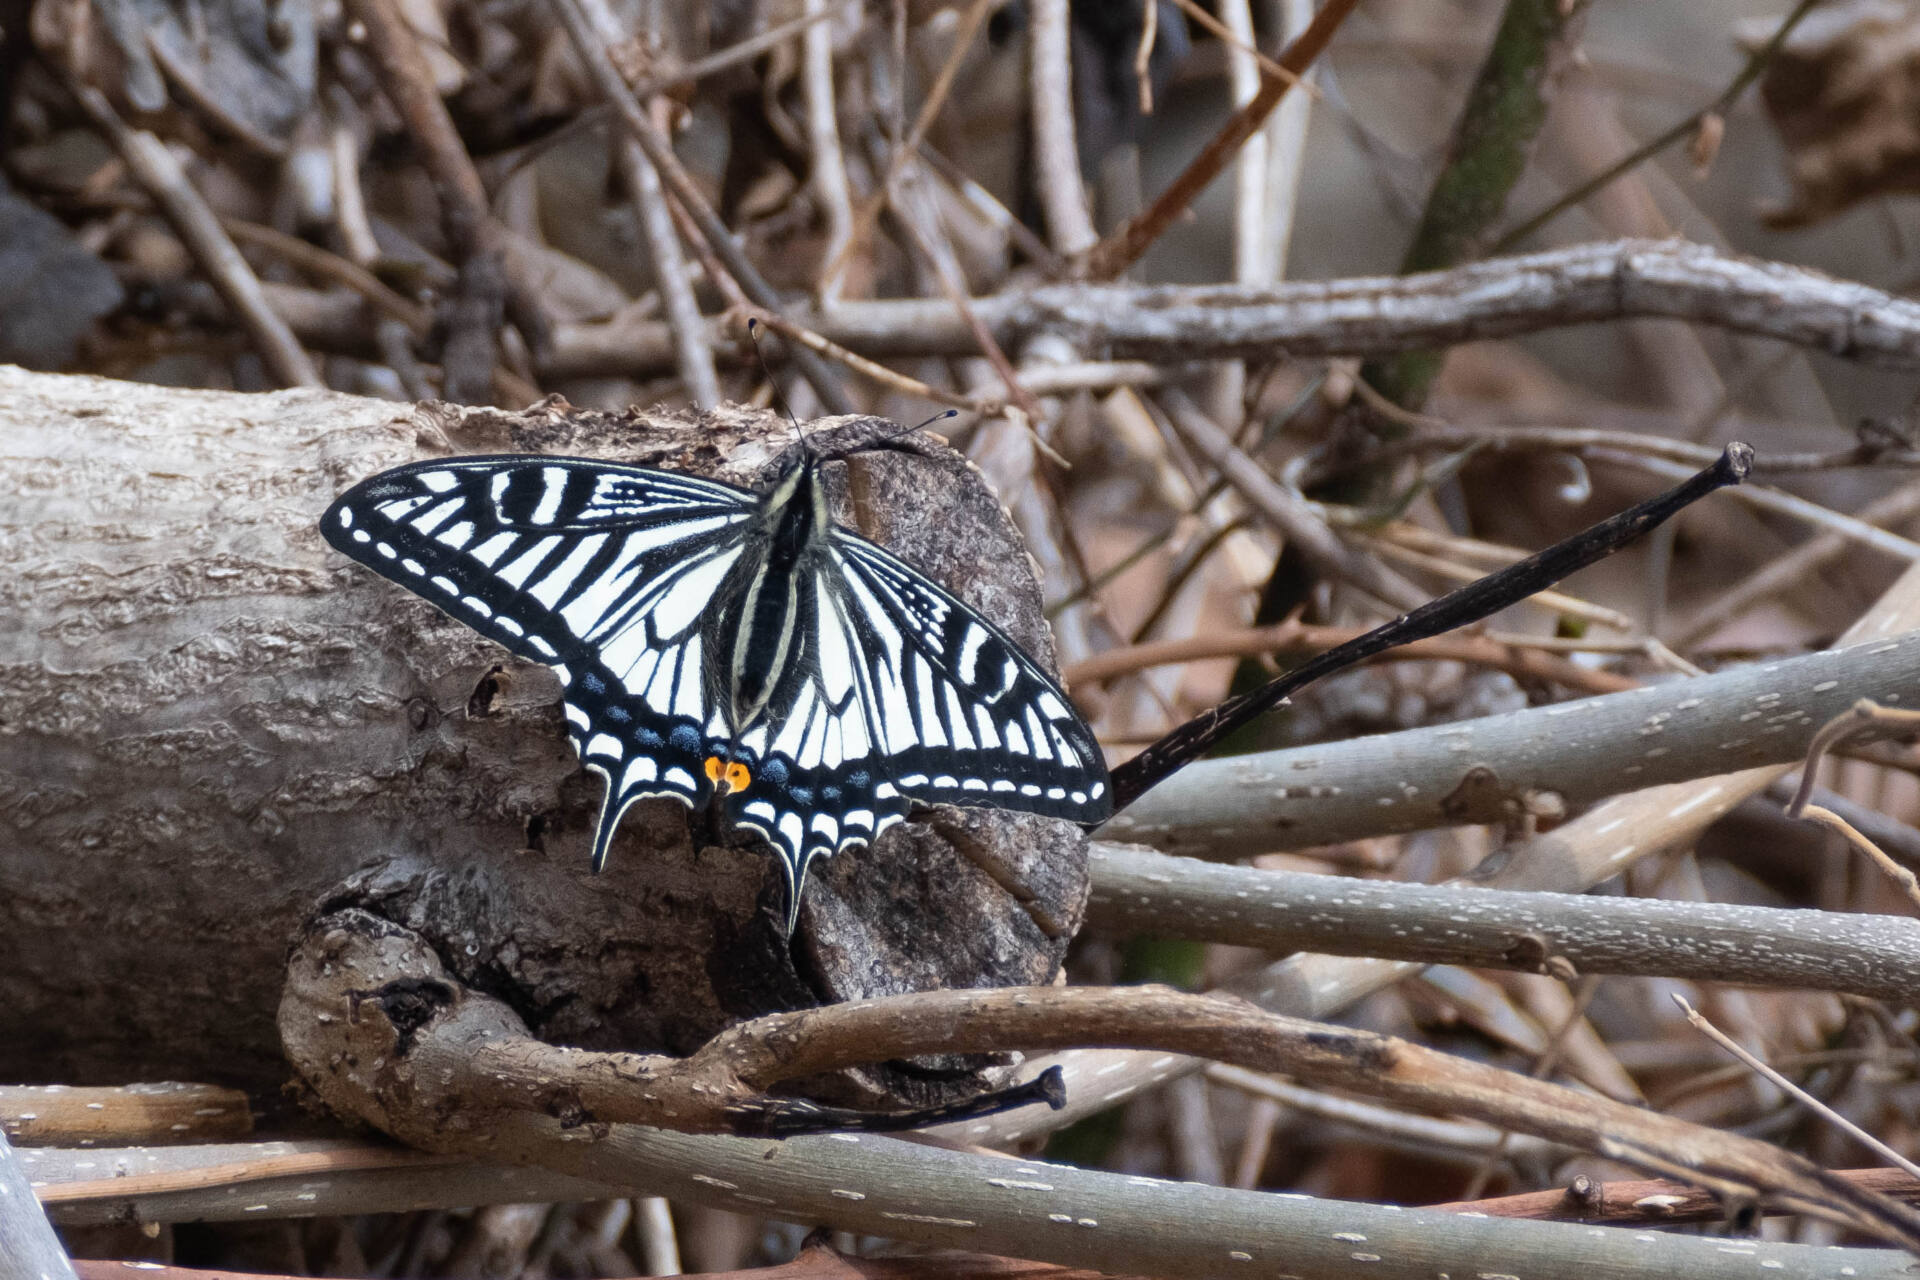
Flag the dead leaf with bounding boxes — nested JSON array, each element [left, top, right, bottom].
[[1739, 0, 1920, 227]]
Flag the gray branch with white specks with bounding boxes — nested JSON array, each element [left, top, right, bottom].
[[1087, 842, 1920, 1001], [1102, 628, 1920, 859]]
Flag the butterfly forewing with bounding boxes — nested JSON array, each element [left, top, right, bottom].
[[325, 457, 755, 863], [323, 450, 1110, 926]]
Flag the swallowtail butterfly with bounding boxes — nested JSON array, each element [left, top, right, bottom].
[[322, 442, 1111, 930]]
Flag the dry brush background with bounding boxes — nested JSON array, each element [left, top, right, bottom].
[[12, 0, 1920, 1277]]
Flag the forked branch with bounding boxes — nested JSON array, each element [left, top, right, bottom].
[[281, 906, 1920, 1252]]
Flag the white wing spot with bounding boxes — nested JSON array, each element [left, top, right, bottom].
[[409, 496, 464, 536], [957, 626, 988, 684], [469, 532, 518, 567], [531, 467, 569, 525], [529, 535, 609, 608], [498, 536, 561, 589], [434, 520, 476, 550]]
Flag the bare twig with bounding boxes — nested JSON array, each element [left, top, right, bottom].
[[1352, 414, 1920, 475], [1028, 0, 1098, 255], [537, 241, 1920, 378], [281, 913, 1920, 1253], [1, 1082, 250, 1147], [220, 218, 429, 332], [1207, 1064, 1541, 1160], [801, 0, 854, 300], [1600, 450, 1920, 564], [1083, 0, 1362, 280], [634, 1195, 681, 1276], [1431, 1166, 1920, 1228], [885, 172, 1045, 422], [1365, 0, 1591, 408], [33, 1137, 1916, 1280], [1064, 618, 1638, 695], [1156, 387, 1429, 611], [1493, 0, 1823, 251], [1674, 994, 1920, 1180], [571, 0, 720, 405], [1261, 0, 1318, 282], [1134, 0, 1159, 115], [544, 0, 853, 413], [1102, 624, 1920, 858], [1085, 843, 1920, 1003], [821, 0, 998, 286], [1111, 445, 1749, 812], [955, 557, 1920, 1146], [345, 0, 540, 398], [747, 308, 980, 412], [68, 85, 321, 388], [1678, 476, 1920, 644], [1351, 529, 1636, 632], [1800, 804, 1920, 914]]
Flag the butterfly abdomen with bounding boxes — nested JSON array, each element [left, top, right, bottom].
[[710, 459, 832, 734]]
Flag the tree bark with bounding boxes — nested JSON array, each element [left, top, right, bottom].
[[0, 368, 1086, 1107]]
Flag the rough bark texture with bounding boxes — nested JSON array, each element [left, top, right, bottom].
[[0, 367, 1087, 1108]]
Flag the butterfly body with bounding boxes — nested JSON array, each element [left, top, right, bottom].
[[323, 439, 1110, 930]]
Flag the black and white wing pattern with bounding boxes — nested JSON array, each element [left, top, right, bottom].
[[324, 456, 756, 862], [322, 452, 1110, 927]]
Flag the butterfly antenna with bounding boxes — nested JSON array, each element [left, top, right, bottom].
[[747, 317, 810, 455], [899, 408, 959, 440]]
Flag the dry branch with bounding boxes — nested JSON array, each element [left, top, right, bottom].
[[24, 1138, 617, 1225], [276, 905, 1920, 1269], [1102, 624, 1920, 858], [1086, 843, 1920, 1000], [946, 553, 1920, 1146], [0, 1083, 250, 1147], [65, 85, 321, 389], [535, 239, 1920, 379], [1433, 1166, 1920, 1227], [544, 0, 853, 414]]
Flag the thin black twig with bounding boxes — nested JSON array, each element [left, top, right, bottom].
[[1108, 443, 1753, 810]]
